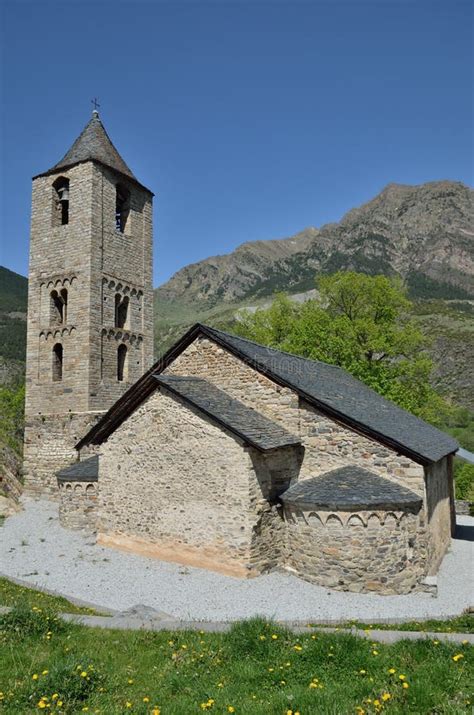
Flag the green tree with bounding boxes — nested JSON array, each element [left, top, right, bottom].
[[235, 272, 450, 424]]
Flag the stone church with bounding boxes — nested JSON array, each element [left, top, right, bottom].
[[24, 112, 459, 595]]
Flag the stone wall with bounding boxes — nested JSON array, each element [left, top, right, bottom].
[[58, 480, 98, 531], [425, 456, 453, 573], [282, 505, 426, 594], [24, 412, 104, 497], [97, 387, 273, 576]]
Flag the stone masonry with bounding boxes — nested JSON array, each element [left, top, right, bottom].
[[164, 336, 451, 575], [97, 387, 303, 577], [24, 114, 154, 496]]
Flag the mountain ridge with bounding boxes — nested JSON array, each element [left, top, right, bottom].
[[156, 180, 473, 311]]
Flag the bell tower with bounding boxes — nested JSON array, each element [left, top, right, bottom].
[[24, 110, 154, 496]]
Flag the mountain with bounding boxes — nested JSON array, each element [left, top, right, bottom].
[[0, 267, 28, 380], [156, 181, 474, 312]]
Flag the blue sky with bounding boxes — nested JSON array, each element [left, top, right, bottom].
[[1, 0, 472, 286]]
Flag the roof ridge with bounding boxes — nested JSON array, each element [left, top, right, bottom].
[[202, 324, 343, 371]]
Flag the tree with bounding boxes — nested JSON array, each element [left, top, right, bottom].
[[234, 272, 450, 424]]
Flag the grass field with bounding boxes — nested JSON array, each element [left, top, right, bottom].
[[0, 578, 101, 616], [0, 607, 472, 714]]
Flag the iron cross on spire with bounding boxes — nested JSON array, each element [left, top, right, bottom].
[[91, 97, 100, 113]]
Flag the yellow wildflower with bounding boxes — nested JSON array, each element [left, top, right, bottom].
[[143, 697, 150, 702], [42, 670, 48, 675], [402, 682, 409, 689], [80, 671, 88, 678], [462, 639, 468, 645], [259, 635, 266, 641], [381, 693, 391, 701], [399, 674, 406, 680], [359, 669, 366, 675], [125, 703, 132, 709], [271, 634, 278, 640], [294, 645, 302, 651], [372, 650, 379, 656], [228, 708, 235, 714], [32, 674, 39, 680], [452, 653, 464, 662], [388, 668, 396, 674], [152, 710, 161, 715], [37, 703, 47, 710], [52, 694, 58, 700]]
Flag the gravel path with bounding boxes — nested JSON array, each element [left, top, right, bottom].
[[1, 498, 473, 622]]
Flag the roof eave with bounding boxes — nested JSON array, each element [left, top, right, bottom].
[[32, 158, 154, 196], [153, 376, 301, 453]]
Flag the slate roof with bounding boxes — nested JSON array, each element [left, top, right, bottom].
[[77, 324, 458, 464], [56, 455, 98, 482], [155, 375, 301, 452], [35, 112, 152, 193], [201, 326, 458, 464], [280, 466, 423, 511]]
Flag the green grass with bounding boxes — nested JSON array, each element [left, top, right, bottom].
[[0, 612, 472, 714], [311, 613, 474, 634], [0, 578, 101, 616]]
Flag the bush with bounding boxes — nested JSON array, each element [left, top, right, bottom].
[[455, 463, 474, 502]]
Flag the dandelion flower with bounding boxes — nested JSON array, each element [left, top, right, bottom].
[[228, 708, 235, 714], [402, 682, 409, 690], [271, 634, 278, 640], [32, 674, 39, 680], [388, 668, 396, 674], [143, 697, 150, 702], [399, 674, 406, 680], [453, 653, 464, 662], [381, 693, 391, 701]]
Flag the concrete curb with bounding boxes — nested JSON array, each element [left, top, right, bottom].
[[60, 614, 474, 643], [1, 605, 471, 644]]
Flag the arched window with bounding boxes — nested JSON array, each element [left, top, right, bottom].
[[117, 344, 127, 382], [52, 177, 69, 226], [52, 343, 63, 381], [114, 293, 129, 328], [50, 288, 68, 324], [115, 184, 130, 233]]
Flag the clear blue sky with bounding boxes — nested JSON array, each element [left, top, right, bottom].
[[1, 0, 472, 286]]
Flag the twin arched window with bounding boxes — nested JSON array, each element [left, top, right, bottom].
[[50, 288, 68, 324], [114, 293, 129, 328]]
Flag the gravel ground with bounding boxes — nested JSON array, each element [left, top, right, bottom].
[[1, 498, 473, 622]]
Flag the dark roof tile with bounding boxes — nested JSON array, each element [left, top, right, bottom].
[[155, 375, 301, 451], [56, 455, 98, 482], [280, 466, 422, 511]]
